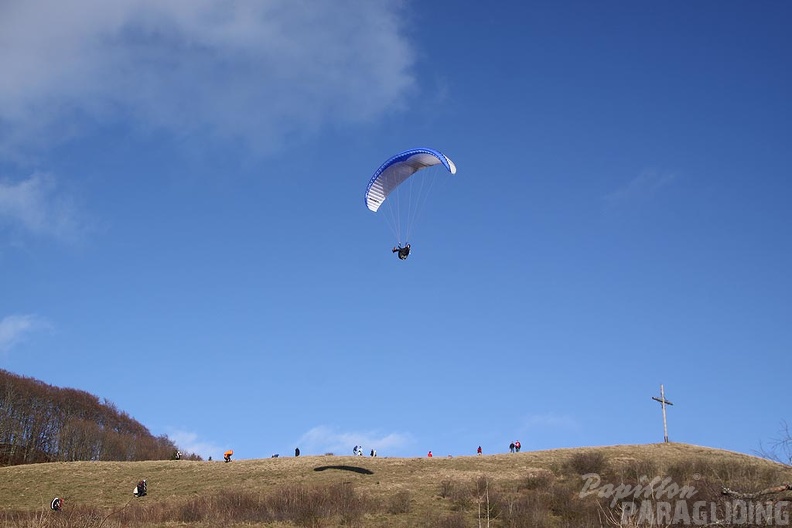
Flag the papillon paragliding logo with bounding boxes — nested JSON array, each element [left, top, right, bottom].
[[50, 497, 63, 511], [365, 147, 457, 258]]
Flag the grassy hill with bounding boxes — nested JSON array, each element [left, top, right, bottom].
[[1, 443, 791, 527]]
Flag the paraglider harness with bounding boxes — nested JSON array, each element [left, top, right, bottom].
[[133, 480, 147, 497], [392, 244, 411, 260]]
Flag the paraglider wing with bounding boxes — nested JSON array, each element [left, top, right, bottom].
[[365, 148, 456, 213]]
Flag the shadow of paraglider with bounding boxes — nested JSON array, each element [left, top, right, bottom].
[[313, 465, 374, 475]]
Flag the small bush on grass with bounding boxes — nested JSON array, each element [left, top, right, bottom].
[[566, 451, 608, 476], [430, 511, 470, 528], [619, 458, 659, 482], [387, 490, 411, 514], [518, 469, 554, 491], [438, 479, 472, 511], [439, 479, 455, 498], [496, 492, 553, 528]]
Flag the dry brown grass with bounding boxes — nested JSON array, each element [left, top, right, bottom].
[[0, 443, 790, 527]]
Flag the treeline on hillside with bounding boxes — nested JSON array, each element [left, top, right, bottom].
[[0, 369, 195, 466]]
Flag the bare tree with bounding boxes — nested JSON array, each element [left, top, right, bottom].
[[0, 369, 187, 466], [757, 421, 792, 467]]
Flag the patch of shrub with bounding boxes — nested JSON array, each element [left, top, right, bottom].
[[46, 504, 107, 528], [473, 476, 501, 521], [438, 479, 471, 511], [104, 482, 376, 527], [620, 458, 659, 482], [666, 457, 710, 484], [387, 490, 411, 514], [439, 479, 454, 498], [496, 492, 552, 528], [519, 469, 554, 491], [566, 451, 608, 476], [431, 511, 470, 528], [268, 482, 370, 526]]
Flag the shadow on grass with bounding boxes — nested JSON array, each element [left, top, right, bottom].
[[314, 465, 374, 475]]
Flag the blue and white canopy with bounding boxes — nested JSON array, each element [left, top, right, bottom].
[[364, 148, 457, 213]]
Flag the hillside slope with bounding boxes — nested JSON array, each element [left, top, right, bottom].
[[2, 443, 790, 527]]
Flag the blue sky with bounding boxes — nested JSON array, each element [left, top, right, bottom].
[[1, 1, 790, 461]]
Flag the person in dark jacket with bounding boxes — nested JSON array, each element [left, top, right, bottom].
[[133, 480, 147, 497], [392, 243, 411, 260]]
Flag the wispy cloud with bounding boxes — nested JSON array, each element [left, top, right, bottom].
[[297, 425, 414, 456], [522, 412, 579, 430], [0, 314, 51, 354], [167, 429, 226, 461], [0, 173, 90, 242], [604, 169, 677, 207], [0, 0, 416, 155]]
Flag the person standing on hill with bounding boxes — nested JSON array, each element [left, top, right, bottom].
[[477, 446, 482, 456], [509, 442, 515, 453], [514, 440, 521, 452]]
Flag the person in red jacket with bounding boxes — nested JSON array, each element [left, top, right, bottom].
[[514, 440, 521, 452], [427, 450, 433, 457]]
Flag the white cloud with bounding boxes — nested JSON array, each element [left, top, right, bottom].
[[604, 169, 677, 207], [0, 0, 416, 154], [0, 314, 51, 354], [297, 425, 414, 456], [0, 173, 89, 242], [167, 429, 225, 461]]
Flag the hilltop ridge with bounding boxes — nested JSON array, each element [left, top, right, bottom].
[[1, 441, 790, 527]]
